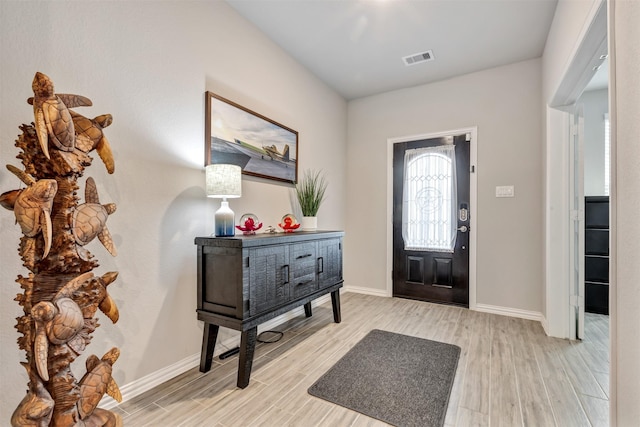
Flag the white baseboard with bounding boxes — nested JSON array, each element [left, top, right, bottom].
[[540, 315, 550, 335], [343, 285, 390, 298], [342, 289, 543, 325], [100, 294, 332, 409], [100, 351, 201, 410], [474, 303, 543, 322]]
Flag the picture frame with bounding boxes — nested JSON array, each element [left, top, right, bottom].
[[205, 91, 298, 184]]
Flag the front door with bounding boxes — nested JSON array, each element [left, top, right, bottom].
[[392, 134, 470, 306]]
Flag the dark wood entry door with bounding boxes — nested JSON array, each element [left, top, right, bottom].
[[392, 134, 470, 307]]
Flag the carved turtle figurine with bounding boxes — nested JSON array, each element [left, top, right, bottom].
[[79, 271, 120, 324], [0, 188, 20, 210], [73, 177, 117, 258], [30, 72, 91, 159], [78, 348, 122, 419], [3, 165, 57, 258], [71, 111, 115, 174], [31, 272, 93, 381], [97, 271, 120, 323], [82, 408, 123, 427], [10, 363, 54, 426]]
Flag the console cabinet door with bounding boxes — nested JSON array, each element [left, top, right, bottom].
[[290, 242, 318, 298], [318, 238, 343, 288], [249, 245, 289, 316], [200, 245, 243, 317]]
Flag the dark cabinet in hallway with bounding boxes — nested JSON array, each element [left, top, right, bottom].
[[585, 196, 609, 315]]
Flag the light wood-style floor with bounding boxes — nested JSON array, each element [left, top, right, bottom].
[[114, 292, 609, 426]]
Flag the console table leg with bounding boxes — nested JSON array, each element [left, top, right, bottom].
[[237, 327, 258, 388], [304, 301, 313, 317], [200, 323, 219, 373], [331, 290, 342, 323]]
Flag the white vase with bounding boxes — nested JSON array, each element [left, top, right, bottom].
[[301, 216, 318, 231]]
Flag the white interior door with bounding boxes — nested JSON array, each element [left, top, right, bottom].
[[569, 104, 585, 340]]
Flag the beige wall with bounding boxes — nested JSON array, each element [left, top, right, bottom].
[[0, 1, 347, 419], [610, 0, 640, 423], [346, 58, 543, 313]]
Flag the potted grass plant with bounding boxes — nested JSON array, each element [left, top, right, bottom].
[[296, 169, 328, 230]]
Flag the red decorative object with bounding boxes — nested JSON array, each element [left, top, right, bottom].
[[235, 213, 262, 235], [278, 214, 300, 233]]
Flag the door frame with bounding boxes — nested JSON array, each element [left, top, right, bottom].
[[569, 105, 586, 340], [386, 126, 478, 310]]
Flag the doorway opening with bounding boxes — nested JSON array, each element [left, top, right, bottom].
[[579, 80, 610, 346]]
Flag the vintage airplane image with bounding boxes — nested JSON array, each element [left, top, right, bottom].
[[207, 94, 298, 183], [210, 137, 297, 183], [261, 144, 294, 167]]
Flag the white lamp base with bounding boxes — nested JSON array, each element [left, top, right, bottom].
[[215, 200, 235, 237]]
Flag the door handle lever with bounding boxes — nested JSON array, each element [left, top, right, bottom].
[[457, 225, 468, 233]]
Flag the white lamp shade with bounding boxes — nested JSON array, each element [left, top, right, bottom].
[[206, 164, 242, 198]]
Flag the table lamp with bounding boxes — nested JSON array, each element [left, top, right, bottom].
[[206, 164, 242, 237]]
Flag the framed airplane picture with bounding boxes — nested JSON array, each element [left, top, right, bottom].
[[205, 91, 299, 184]]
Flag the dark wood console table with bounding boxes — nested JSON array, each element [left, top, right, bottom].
[[195, 230, 344, 388]]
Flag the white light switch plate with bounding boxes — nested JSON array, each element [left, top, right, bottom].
[[496, 185, 515, 198]]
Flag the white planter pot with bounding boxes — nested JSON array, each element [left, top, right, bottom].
[[301, 216, 318, 231]]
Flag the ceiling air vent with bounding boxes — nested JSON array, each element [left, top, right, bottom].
[[402, 50, 434, 66]]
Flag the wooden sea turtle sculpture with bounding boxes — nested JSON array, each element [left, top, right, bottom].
[[96, 271, 120, 323], [73, 177, 117, 259], [10, 363, 54, 426], [78, 348, 122, 419], [82, 408, 123, 427], [79, 271, 120, 324], [31, 272, 93, 381], [0, 188, 20, 210], [3, 165, 58, 258], [71, 111, 115, 174], [30, 71, 92, 159]]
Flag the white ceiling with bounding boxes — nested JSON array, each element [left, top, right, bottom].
[[226, 0, 559, 100]]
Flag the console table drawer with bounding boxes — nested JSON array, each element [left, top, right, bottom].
[[291, 242, 318, 298]]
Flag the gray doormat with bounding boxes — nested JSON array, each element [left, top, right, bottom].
[[308, 329, 461, 427]]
